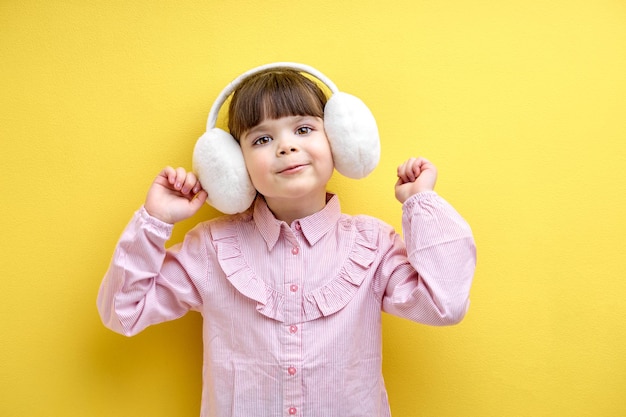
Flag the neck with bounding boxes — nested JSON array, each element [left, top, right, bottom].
[[263, 192, 328, 224]]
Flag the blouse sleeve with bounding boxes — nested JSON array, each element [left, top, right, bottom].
[[96, 207, 207, 336], [381, 192, 476, 325]]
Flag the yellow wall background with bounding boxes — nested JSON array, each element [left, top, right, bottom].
[[1, 1, 625, 416]]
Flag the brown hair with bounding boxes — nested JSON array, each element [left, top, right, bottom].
[[227, 68, 327, 140]]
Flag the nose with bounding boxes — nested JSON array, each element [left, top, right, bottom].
[[279, 146, 297, 155], [276, 134, 299, 155]]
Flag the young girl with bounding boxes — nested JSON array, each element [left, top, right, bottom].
[[97, 64, 476, 417]]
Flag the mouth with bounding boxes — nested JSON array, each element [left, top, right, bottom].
[[277, 163, 308, 174]]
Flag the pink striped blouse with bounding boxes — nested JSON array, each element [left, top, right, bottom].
[[97, 191, 476, 417]]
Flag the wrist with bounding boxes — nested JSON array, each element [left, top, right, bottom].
[[402, 190, 438, 207], [139, 206, 176, 233], [143, 204, 175, 225]]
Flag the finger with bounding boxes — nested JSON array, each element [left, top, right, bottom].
[[396, 162, 403, 179], [416, 157, 437, 177], [190, 171, 204, 194], [415, 157, 428, 168], [161, 166, 176, 185], [192, 178, 203, 195], [181, 171, 198, 195], [397, 159, 410, 179], [409, 158, 423, 182], [397, 158, 417, 183], [396, 161, 408, 183], [174, 167, 187, 190], [189, 190, 208, 210], [410, 158, 423, 181]]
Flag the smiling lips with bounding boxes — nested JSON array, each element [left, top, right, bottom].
[[277, 163, 308, 174]]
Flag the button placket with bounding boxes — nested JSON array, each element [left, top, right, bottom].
[[282, 234, 303, 417]]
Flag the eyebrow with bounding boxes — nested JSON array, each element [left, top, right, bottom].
[[244, 122, 270, 139], [243, 116, 320, 141]]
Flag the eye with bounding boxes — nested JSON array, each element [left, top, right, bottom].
[[253, 136, 272, 146], [296, 126, 313, 135]]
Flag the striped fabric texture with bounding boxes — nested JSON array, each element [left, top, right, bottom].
[[97, 192, 476, 417]]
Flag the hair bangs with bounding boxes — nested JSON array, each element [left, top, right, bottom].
[[228, 69, 327, 140]]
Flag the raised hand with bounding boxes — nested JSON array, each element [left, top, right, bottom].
[[394, 157, 438, 203], [144, 166, 208, 224]]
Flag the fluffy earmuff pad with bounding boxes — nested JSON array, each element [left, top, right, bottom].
[[324, 92, 380, 179], [192, 128, 257, 214]]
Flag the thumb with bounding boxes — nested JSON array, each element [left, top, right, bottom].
[[189, 190, 208, 211]]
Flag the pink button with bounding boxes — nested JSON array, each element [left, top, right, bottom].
[[291, 247, 299, 255], [290, 284, 298, 292], [288, 366, 297, 375], [295, 223, 301, 231], [289, 325, 298, 333], [288, 407, 297, 415]]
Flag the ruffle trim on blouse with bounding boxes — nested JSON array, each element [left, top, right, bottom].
[[210, 218, 378, 323]]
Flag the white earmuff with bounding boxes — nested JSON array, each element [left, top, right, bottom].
[[192, 62, 380, 214]]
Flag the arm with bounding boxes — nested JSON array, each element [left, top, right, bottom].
[[381, 158, 476, 325], [382, 192, 476, 324], [97, 167, 209, 336]]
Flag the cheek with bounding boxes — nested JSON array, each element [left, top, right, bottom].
[[316, 141, 335, 170], [242, 152, 268, 184]]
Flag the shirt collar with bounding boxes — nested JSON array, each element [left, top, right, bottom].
[[253, 194, 342, 251]]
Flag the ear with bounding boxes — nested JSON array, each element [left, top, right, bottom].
[[192, 128, 257, 214], [324, 92, 380, 179]]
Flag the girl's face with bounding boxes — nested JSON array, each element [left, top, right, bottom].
[[239, 115, 334, 217]]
